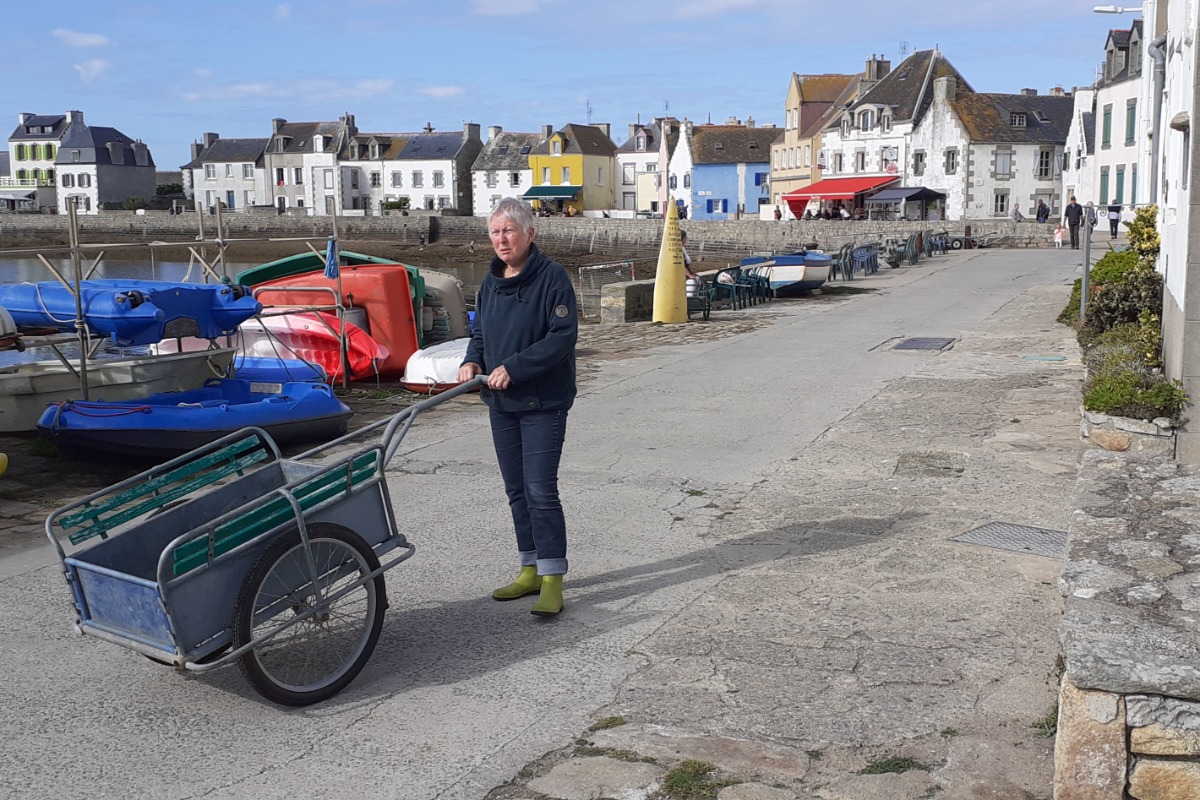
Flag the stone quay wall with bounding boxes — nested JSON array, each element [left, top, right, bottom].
[[1055, 431, 1200, 800], [0, 211, 1056, 264]]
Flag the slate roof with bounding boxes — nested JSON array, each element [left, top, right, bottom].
[[531, 124, 617, 157], [397, 131, 469, 160], [9, 114, 68, 141], [271, 121, 342, 154], [341, 134, 408, 160], [1109, 28, 1131, 49], [690, 125, 778, 165], [57, 124, 155, 167], [950, 92, 1073, 144], [472, 131, 544, 170], [847, 49, 972, 126], [797, 74, 856, 104], [181, 138, 268, 169]]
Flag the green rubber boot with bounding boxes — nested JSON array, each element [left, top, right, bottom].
[[492, 566, 542, 601], [530, 574, 564, 617]]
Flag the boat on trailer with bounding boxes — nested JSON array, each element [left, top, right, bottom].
[[37, 377, 352, 460]]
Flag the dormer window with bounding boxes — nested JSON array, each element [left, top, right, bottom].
[[841, 117, 851, 136], [859, 110, 875, 131], [552, 139, 561, 156], [881, 115, 892, 133], [636, 134, 646, 151], [1010, 113, 1027, 128]]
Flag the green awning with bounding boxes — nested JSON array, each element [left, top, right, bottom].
[[521, 185, 582, 199]]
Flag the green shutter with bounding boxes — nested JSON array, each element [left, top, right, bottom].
[[1100, 170, 1109, 204], [1102, 106, 1112, 147], [1131, 165, 1138, 205]]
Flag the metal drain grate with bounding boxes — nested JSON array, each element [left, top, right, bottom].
[[952, 521, 1067, 559], [894, 337, 955, 351]]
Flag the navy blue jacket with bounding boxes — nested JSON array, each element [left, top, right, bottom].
[[463, 244, 578, 412]]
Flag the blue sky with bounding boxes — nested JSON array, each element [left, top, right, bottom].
[[3, 1, 1137, 169]]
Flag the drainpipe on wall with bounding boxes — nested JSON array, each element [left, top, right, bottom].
[[1149, 34, 1168, 202]]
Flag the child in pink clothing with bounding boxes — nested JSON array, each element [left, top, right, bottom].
[[1053, 224, 1064, 249]]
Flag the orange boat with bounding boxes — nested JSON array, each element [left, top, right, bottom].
[[240, 311, 387, 382], [249, 263, 468, 379]]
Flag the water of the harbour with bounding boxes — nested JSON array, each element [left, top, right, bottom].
[[0, 254, 480, 367]]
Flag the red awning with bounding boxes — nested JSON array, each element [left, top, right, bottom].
[[782, 176, 899, 202]]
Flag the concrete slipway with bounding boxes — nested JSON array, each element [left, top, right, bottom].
[[1, 245, 1082, 800]]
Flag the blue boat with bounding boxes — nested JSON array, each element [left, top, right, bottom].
[[740, 251, 832, 296], [37, 378, 352, 460], [0, 280, 261, 346], [230, 355, 327, 384]]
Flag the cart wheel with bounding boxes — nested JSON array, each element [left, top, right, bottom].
[[232, 522, 385, 706], [949, 237, 964, 250]]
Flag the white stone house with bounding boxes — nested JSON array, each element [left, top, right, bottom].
[[1092, 21, 1147, 209], [54, 110, 155, 215], [470, 127, 542, 216], [181, 133, 268, 212], [911, 79, 1072, 221], [262, 115, 356, 215], [615, 118, 677, 212], [341, 124, 482, 215], [1061, 87, 1098, 211], [667, 120, 695, 217], [5, 112, 68, 212]]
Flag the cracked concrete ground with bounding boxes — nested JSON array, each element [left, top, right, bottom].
[[1, 247, 1082, 800]]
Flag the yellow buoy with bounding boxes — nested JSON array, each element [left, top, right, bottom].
[[651, 199, 688, 324], [0, 452, 8, 477]]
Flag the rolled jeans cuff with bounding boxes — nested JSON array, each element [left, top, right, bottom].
[[537, 558, 567, 576], [519, 549, 537, 567]]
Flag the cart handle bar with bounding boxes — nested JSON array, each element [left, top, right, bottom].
[[291, 374, 487, 465]]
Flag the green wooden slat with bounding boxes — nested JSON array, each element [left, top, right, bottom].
[[170, 453, 379, 576], [61, 436, 265, 531], [65, 445, 269, 546]]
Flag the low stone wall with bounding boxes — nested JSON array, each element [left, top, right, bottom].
[[1080, 409, 1178, 457], [1055, 437, 1200, 800], [600, 279, 656, 324]]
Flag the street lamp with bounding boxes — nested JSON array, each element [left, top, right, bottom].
[[1092, 5, 1141, 12]]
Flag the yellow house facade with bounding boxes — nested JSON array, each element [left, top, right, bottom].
[[524, 123, 616, 214]]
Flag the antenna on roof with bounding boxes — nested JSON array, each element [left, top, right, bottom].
[[899, 41, 910, 60], [585, 100, 593, 125], [423, 122, 434, 133], [665, 100, 670, 115]]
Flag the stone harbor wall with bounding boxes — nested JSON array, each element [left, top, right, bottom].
[[1055, 435, 1200, 799]]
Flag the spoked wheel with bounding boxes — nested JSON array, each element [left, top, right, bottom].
[[949, 237, 964, 250], [233, 523, 386, 706]]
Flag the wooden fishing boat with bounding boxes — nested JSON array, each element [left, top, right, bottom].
[[740, 251, 832, 296]]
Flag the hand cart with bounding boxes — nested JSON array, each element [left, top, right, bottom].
[[45, 376, 486, 706]]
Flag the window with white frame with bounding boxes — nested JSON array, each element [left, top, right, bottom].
[[913, 150, 926, 177], [412, 171, 423, 188], [391, 172, 402, 188], [552, 140, 561, 156], [245, 190, 254, 207], [205, 190, 215, 206], [204, 164, 216, 180], [438, 196, 450, 209], [804, 145, 811, 167], [509, 172, 521, 187], [561, 166, 570, 184], [293, 167, 303, 185], [1037, 148, 1055, 179], [994, 149, 1013, 178], [242, 164, 254, 179], [79, 174, 91, 188], [370, 172, 381, 188], [854, 151, 866, 172], [622, 163, 635, 184], [542, 167, 550, 184], [993, 191, 1009, 215], [486, 171, 498, 188], [860, 110, 874, 131], [433, 171, 444, 188], [882, 115, 892, 133], [62, 174, 75, 188], [833, 153, 844, 173], [841, 118, 851, 136], [324, 169, 334, 190], [275, 168, 285, 186]]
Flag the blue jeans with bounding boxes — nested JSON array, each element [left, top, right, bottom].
[[489, 408, 568, 575]]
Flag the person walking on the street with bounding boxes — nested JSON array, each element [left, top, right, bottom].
[[1108, 204, 1122, 239], [1054, 223, 1064, 249], [1064, 196, 1084, 250]]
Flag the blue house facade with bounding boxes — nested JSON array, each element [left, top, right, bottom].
[[687, 123, 777, 220]]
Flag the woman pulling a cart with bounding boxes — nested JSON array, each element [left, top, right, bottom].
[[458, 197, 578, 617]]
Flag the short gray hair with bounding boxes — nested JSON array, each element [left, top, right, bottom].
[[489, 197, 535, 233]]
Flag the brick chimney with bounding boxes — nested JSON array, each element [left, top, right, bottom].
[[1049, 86, 1066, 97], [864, 54, 891, 83]]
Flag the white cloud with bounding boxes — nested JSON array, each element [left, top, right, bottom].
[[53, 29, 109, 47], [419, 85, 464, 99], [226, 83, 274, 98], [472, 0, 539, 15], [276, 4, 292, 20], [73, 59, 110, 82]]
